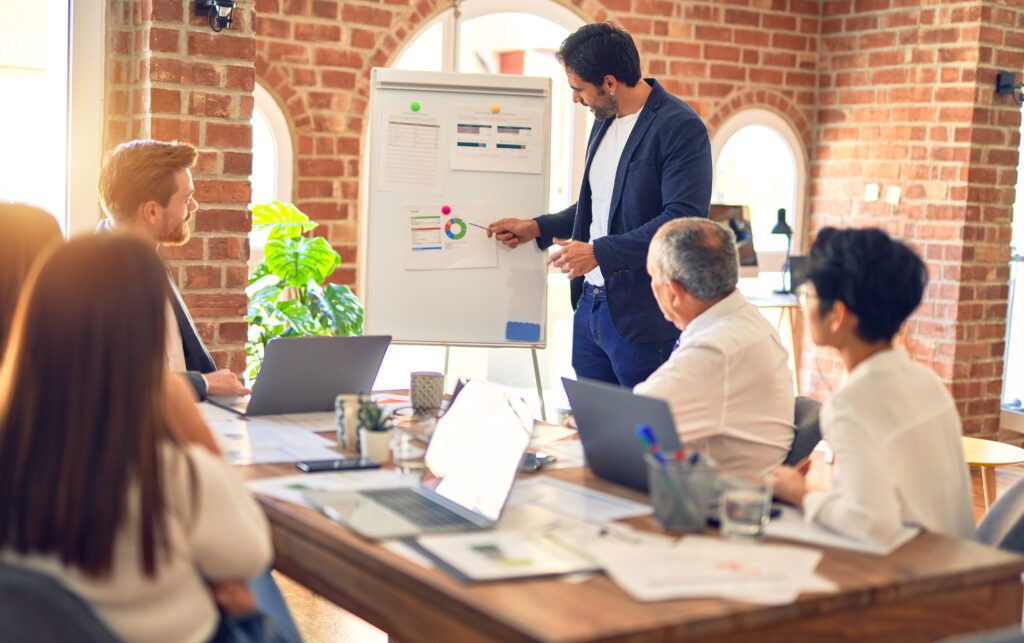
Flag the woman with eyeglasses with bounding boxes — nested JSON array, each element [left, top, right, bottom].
[[772, 227, 974, 548]]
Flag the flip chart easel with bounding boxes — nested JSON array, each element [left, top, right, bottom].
[[362, 68, 552, 420]]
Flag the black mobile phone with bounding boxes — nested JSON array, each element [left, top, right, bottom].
[[295, 458, 381, 473]]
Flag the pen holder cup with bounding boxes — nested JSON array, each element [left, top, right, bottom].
[[645, 454, 719, 534]]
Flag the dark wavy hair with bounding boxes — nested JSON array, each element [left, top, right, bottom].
[[0, 235, 174, 577], [555, 23, 642, 87], [809, 227, 928, 342]]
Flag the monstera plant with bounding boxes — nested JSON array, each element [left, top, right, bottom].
[[245, 201, 363, 382]]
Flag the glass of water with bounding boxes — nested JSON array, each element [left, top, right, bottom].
[[390, 406, 438, 472], [718, 474, 773, 542]]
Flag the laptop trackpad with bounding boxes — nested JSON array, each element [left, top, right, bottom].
[[306, 490, 419, 540]]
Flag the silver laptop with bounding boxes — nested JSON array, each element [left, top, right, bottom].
[[304, 380, 533, 540], [563, 377, 682, 492], [210, 335, 391, 416]]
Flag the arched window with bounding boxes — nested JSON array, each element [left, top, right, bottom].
[[249, 83, 294, 265], [251, 83, 293, 206], [711, 109, 807, 272], [1001, 118, 1024, 431]]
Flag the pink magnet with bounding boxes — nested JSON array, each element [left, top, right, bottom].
[[441, 205, 451, 215]]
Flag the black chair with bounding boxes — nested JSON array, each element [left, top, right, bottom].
[[783, 396, 822, 466], [0, 562, 117, 643]]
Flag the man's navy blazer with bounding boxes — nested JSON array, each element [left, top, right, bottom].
[[534, 78, 712, 344], [95, 217, 215, 400], [167, 276, 217, 400]]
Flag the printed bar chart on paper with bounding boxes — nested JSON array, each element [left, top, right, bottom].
[[451, 106, 543, 174], [404, 203, 497, 270]]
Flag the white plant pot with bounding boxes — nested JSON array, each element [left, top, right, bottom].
[[359, 428, 391, 464]]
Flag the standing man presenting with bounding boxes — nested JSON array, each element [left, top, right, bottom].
[[98, 139, 249, 401], [489, 23, 712, 387]]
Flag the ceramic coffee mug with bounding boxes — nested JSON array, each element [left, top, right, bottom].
[[410, 371, 444, 415]]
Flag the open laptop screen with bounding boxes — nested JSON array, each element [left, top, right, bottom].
[[420, 380, 533, 522]]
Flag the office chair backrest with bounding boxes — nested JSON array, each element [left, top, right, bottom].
[[783, 396, 822, 466], [978, 475, 1024, 554], [0, 562, 118, 643]]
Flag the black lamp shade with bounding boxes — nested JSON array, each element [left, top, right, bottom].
[[771, 208, 792, 236]]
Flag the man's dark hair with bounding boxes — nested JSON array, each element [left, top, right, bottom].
[[555, 23, 642, 88], [808, 227, 928, 343]]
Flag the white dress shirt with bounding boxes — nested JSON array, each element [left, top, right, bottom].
[[803, 349, 976, 546], [3, 444, 272, 643], [634, 289, 794, 474], [585, 109, 641, 287]]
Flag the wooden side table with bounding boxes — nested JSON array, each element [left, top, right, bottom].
[[962, 436, 1024, 511]]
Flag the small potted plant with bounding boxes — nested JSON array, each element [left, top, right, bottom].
[[357, 395, 393, 463]]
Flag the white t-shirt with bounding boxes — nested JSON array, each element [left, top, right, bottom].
[[2, 444, 273, 643], [634, 289, 795, 474], [803, 349, 976, 547], [585, 109, 642, 287]]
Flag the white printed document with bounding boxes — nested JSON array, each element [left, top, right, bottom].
[[508, 477, 650, 522], [765, 506, 921, 556], [403, 203, 497, 270], [590, 535, 837, 605], [451, 106, 544, 174], [379, 108, 442, 194]]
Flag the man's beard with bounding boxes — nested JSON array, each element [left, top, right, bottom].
[[158, 219, 191, 246], [590, 89, 618, 120]]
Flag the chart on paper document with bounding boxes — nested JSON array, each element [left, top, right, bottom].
[[451, 106, 543, 174], [405, 203, 497, 270]]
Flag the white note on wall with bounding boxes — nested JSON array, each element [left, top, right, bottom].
[[450, 106, 544, 174], [379, 109, 443, 194]]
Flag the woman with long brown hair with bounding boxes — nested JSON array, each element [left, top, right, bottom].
[[0, 203, 62, 355], [0, 234, 279, 642]]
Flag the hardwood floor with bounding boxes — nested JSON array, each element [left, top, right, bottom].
[[272, 456, 1024, 642]]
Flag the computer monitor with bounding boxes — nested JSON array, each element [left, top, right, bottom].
[[709, 204, 759, 278]]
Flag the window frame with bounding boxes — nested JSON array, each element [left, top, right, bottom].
[[710, 108, 808, 272], [67, 2, 106, 235], [252, 82, 294, 205]]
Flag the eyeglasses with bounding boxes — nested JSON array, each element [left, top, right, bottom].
[[796, 284, 818, 310]]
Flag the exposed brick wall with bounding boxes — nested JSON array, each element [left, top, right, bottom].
[[806, 0, 1022, 437], [104, 0, 255, 373], [103, 0, 1021, 432], [252, 0, 822, 290]]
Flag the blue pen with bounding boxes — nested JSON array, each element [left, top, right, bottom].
[[635, 424, 667, 466]]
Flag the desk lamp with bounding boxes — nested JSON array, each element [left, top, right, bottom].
[[771, 208, 793, 294]]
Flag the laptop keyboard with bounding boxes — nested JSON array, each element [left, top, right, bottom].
[[361, 488, 478, 529]]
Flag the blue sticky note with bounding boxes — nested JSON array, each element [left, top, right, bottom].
[[506, 321, 541, 343]]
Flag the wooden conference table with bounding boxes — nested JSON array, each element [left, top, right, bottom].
[[239, 460, 1024, 642]]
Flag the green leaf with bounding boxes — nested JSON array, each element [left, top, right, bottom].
[[275, 299, 324, 336], [251, 201, 317, 240], [323, 283, 364, 336], [265, 236, 340, 288], [247, 282, 284, 318], [246, 272, 281, 298]]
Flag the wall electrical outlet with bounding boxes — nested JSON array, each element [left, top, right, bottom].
[[863, 183, 880, 202]]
